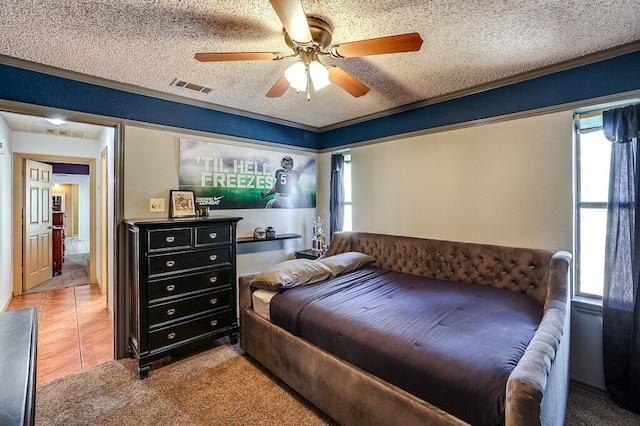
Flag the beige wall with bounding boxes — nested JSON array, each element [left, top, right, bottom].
[[330, 109, 603, 385], [53, 183, 74, 236], [123, 125, 318, 276], [342, 111, 573, 252]]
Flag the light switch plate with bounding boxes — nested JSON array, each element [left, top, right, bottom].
[[150, 198, 165, 212]]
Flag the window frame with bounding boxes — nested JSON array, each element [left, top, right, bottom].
[[574, 114, 608, 300], [342, 153, 352, 232]]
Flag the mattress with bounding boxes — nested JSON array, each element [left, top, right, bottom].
[[269, 266, 544, 426], [251, 288, 278, 321]]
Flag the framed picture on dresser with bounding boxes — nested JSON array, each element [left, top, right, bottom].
[[169, 190, 196, 218]]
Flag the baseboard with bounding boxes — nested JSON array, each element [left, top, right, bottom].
[[1, 294, 12, 312], [570, 379, 609, 397]]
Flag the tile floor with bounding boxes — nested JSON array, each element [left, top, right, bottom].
[[66, 237, 91, 256], [7, 238, 114, 385]]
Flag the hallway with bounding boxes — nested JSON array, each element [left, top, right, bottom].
[[7, 238, 113, 384]]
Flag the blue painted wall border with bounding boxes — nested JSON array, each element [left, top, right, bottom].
[[0, 63, 318, 149], [318, 50, 640, 149], [1, 50, 639, 151]]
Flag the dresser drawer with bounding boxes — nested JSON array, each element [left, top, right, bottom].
[[148, 310, 234, 350], [148, 268, 232, 301], [148, 247, 231, 276], [195, 225, 231, 247], [148, 228, 192, 252], [126, 216, 241, 378], [148, 288, 231, 327]]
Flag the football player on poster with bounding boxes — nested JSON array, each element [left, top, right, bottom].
[[261, 156, 303, 208]]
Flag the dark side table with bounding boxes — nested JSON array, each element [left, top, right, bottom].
[[294, 249, 321, 260]]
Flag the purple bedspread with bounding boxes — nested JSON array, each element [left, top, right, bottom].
[[270, 267, 543, 425]]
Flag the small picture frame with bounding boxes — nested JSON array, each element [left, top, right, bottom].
[[169, 190, 196, 218]]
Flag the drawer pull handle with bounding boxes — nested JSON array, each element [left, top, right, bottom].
[[209, 232, 217, 239], [166, 236, 175, 243], [167, 309, 176, 316], [209, 254, 218, 261], [209, 277, 217, 283], [166, 260, 175, 267], [210, 320, 218, 327], [166, 284, 175, 291], [210, 298, 218, 305], [167, 332, 176, 340]]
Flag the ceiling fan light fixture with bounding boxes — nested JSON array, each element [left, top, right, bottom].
[[285, 61, 307, 92], [284, 58, 331, 96], [309, 60, 330, 91], [194, 3, 423, 100]]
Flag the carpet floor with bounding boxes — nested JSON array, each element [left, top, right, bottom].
[[36, 341, 640, 425], [24, 254, 90, 294], [36, 342, 335, 426]]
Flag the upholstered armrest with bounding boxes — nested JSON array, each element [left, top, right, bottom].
[[238, 273, 258, 310], [505, 251, 571, 426], [247, 232, 571, 425]]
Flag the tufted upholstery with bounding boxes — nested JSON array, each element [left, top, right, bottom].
[[324, 231, 556, 305], [243, 232, 571, 425]]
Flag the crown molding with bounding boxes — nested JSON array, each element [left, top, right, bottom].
[[123, 118, 318, 154]]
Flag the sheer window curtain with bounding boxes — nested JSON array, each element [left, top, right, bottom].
[[602, 103, 640, 413], [329, 154, 344, 239]]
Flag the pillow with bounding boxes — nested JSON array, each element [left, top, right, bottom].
[[250, 259, 332, 291], [318, 251, 376, 277]]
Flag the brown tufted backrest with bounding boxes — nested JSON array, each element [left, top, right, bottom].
[[324, 231, 563, 305]]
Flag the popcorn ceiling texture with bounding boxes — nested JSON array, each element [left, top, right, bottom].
[[0, 0, 639, 128]]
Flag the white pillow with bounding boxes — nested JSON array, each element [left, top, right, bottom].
[[250, 259, 332, 291], [318, 251, 375, 277]]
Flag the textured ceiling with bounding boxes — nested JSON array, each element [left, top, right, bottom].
[[0, 111, 105, 140], [1, 0, 639, 130]]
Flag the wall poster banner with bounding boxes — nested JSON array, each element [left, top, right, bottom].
[[179, 139, 317, 210]]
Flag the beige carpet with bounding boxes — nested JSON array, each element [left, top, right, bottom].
[[564, 383, 640, 425], [24, 253, 90, 294], [36, 341, 640, 425], [36, 343, 336, 426]]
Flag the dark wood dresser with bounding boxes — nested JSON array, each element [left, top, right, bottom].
[[52, 211, 65, 275], [124, 216, 242, 378]]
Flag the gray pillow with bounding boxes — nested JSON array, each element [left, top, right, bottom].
[[318, 251, 375, 277], [250, 259, 333, 291]]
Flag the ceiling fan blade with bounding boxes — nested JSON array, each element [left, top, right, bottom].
[[269, 0, 313, 44], [331, 33, 423, 58], [195, 52, 281, 62], [266, 75, 290, 98], [328, 67, 370, 98]]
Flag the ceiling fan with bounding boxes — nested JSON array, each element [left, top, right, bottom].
[[194, 0, 423, 100]]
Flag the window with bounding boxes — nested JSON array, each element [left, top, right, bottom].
[[343, 154, 352, 231], [575, 113, 611, 298]]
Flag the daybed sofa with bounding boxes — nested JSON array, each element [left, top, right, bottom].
[[239, 231, 571, 425]]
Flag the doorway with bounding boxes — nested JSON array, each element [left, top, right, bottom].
[[12, 153, 98, 296], [4, 109, 120, 382]]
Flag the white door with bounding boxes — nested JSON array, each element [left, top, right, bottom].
[[24, 159, 53, 291]]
